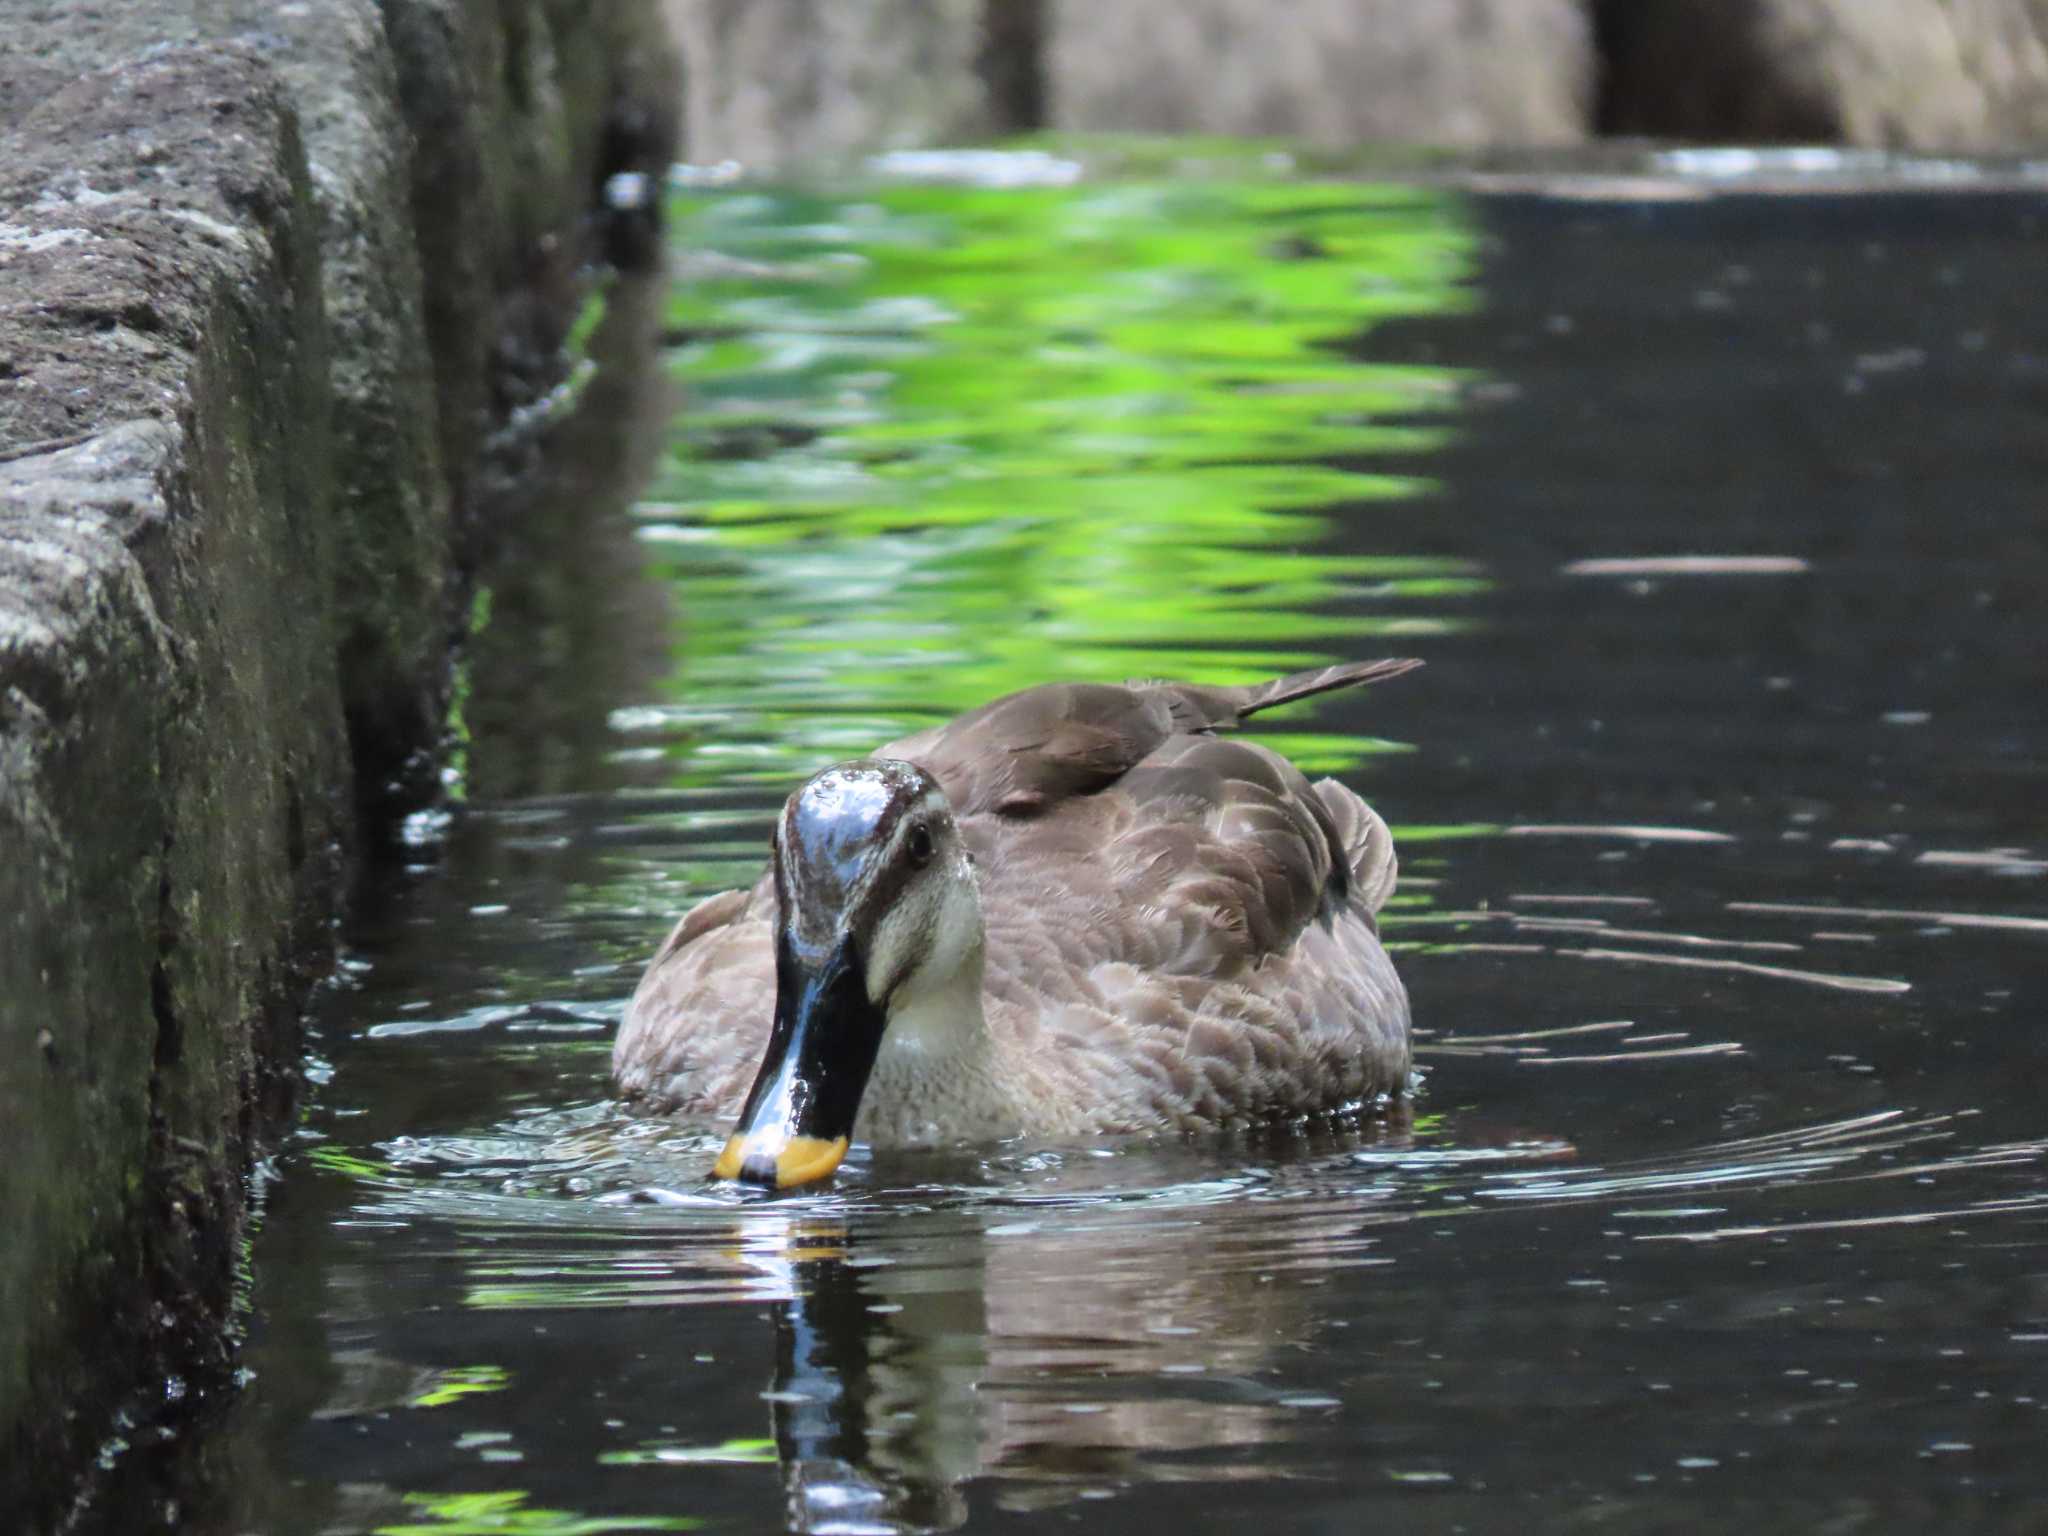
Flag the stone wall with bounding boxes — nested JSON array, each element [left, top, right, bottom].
[[1599, 0, 2048, 148], [662, 0, 2048, 166], [0, 3, 674, 1519], [666, 0, 1005, 167], [1046, 0, 1594, 148]]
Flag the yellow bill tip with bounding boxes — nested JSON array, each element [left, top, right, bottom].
[[712, 1132, 850, 1188], [712, 1134, 748, 1181], [773, 1134, 851, 1187]]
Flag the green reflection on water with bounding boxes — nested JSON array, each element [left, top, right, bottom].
[[633, 177, 1482, 789], [411, 1363, 513, 1410], [1384, 822, 1503, 844], [307, 1144, 399, 1179], [377, 1489, 696, 1534], [600, 1438, 778, 1468]]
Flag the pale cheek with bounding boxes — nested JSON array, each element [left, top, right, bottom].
[[866, 907, 932, 1003]]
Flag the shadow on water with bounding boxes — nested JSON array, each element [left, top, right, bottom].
[[94, 159, 2048, 1534]]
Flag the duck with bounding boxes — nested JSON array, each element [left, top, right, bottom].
[[612, 659, 1420, 1188]]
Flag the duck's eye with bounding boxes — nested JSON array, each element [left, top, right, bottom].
[[905, 821, 934, 867]]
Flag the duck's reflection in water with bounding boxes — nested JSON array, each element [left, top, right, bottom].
[[767, 1222, 977, 1533], [737, 1179, 1380, 1534]]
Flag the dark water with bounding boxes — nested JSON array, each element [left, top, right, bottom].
[[100, 157, 2048, 1534]]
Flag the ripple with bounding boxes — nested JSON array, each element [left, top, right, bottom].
[[1555, 947, 1911, 995], [1561, 555, 1811, 577], [1504, 823, 1737, 843], [1731, 900, 2048, 936]]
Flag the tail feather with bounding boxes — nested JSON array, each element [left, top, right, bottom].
[[1237, 658, 1423, 720]]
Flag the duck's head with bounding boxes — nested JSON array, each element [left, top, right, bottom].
[[714, 758, 981, 1189]]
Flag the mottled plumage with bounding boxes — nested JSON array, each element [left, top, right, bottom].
[[613, 662, 1415, 1152]]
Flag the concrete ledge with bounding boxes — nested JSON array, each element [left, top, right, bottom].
[[0, 4, 674, 1519], [0, 47, 344, 1505]]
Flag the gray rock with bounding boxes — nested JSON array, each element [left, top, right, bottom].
[[383, 0, 679, 514], [1045, 0, 1594, 147], [1600, 0, 2048, 149], [275, 1, 451, 775], [666, 0, 998, 166], [2, 1, 449, 785]]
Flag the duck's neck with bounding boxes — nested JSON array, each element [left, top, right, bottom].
[[860, 946, 1013, 1145], [881, 961, 988, 1062]]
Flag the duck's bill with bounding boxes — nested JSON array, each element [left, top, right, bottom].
[[712, 1129, 850, 1187], [712, 934, 886, 1189]]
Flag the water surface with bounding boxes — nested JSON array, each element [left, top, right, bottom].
[[104, 160, 2048, 1534]]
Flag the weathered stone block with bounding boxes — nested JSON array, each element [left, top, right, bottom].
[[2, 3, 454, 789], [1600, 0, 2048, 148], [383, 0, 679, 521], [665, 0, 999, 165], [1045, 0, 1595, 147], [269, 0, 452, 786], [0, 3, 678, 1515], [0, 46, 346, 1495]]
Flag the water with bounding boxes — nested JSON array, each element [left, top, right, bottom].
[[97, 160, 2048, 1533]]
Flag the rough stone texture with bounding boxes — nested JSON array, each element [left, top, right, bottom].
[[274, 2, 450, 779], [0, 47, 346, 1506], [1599, 0, 2048, 148], [5, 3, 450, 795], [1045, 0, 1595, 148], [656, 0, 2048, 167], [382, 1, 678, 544], [7, 1, 677, 801], [0, 3, 676, 1520], [665, 0, 1000, 165]]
